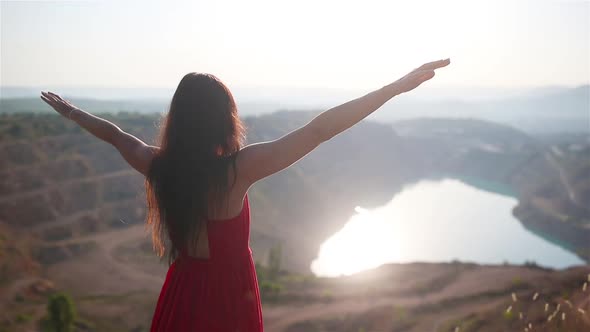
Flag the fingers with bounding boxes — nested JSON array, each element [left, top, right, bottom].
[[40, 94, 58, 107], [40, 91, 80, 118], [40, 95, 64, 112], [46, 91, 76, 108], [418, 58, 451, 71], [41, 91, 58, 104], [41, 91, 68, 107], [40, 92, 68, 113], [41, 91, 63, 102], [47, 91, 61, 99], [40, 94, 51, 103], [40, 95, 52, 105]]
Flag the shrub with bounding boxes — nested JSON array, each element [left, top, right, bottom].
[[14, 293, 24, 302], [42, 293, 77, 332], [260, 280, 283, 301], [267, 243, 282, 281]]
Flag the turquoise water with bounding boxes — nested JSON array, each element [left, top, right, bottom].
[[311, 178, 585, 277]]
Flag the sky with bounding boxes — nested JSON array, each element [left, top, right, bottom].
[[1, 0, 589, 96]]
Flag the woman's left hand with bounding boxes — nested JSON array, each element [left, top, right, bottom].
[[389, 58, 451, 95], [40, 91, 80, 120]]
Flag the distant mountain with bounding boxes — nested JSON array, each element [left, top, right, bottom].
[[373, 85, 590, 134], [2, 85, 588, 135], [0, 96, 299, 118], [0, 86, 175, 100], [0, 97, 169, 114]]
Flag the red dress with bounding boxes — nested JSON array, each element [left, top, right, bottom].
[[150, 195, 263, 331]]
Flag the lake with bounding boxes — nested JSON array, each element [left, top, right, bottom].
[[311, 178, 585, 277]]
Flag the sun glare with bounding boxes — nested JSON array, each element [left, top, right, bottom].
[[3, 0, 586, 89], [310, 179, 584, 277]]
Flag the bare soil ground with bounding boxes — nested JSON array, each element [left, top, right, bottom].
[[2, 217, 589, 331]]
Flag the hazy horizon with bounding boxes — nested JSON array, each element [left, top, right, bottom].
[[2, 83, 588, 102], [2, 0, 588, 97]]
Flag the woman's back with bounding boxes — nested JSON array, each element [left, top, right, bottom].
[[150, 194, 263, 331]]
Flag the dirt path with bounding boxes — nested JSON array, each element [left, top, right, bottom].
[[426, 297, 506, 332], [47, 224, 166, 295], [263, 266, 556, 332], [0, 169, 135, 204], [264, 296, 423, 332], [263, 290, 508, 332]]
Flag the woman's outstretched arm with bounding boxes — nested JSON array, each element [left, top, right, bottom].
[[238, 58, 450, 185], [40, 91, 157, 176]]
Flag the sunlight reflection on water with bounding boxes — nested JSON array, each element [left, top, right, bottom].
[[311, 179, 585, 277]]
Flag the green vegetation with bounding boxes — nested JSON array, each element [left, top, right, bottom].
[[321, 289, 333, 302], [15, 313, 33, 323], [256, 243, 285, 302], [512, 277, 523, 287], [502, 309, 514, 321], [267, 242, 282, 280], [259, 280, 283, 301], [41, 293, 77, 332], [254, 242, 320, 304]]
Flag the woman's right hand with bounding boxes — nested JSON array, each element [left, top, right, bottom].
[[40, 91, 80, 120], [390, 58, 451, 94]]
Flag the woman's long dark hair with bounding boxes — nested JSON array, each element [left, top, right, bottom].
[[145, 73, 244, 264]]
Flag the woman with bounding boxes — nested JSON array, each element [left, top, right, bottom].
[[40, 58, 450, 331]]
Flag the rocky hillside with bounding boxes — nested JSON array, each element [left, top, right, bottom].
[[1, 112, 588, 273], [395, 118, 590, 261]]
